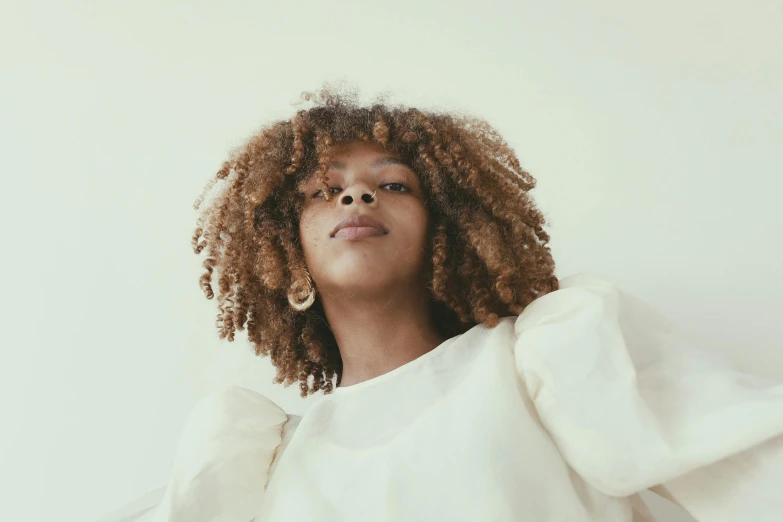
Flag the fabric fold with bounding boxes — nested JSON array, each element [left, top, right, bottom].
[[513, 273, 783, 519], [108, 386, 287, 522]]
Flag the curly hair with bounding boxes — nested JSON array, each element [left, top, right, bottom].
[[191, 83, 560, 397]]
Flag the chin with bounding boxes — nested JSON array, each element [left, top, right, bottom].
[[336, 267, 393, 286], [326, 266, 401, 293]]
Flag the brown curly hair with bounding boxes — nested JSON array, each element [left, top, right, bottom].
[[191, 83, 560, 397]]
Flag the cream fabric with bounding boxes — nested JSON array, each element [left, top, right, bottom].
[[102, 274, 783, 522]]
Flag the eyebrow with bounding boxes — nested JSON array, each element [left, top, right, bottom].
[[329, 156, 409, 170]]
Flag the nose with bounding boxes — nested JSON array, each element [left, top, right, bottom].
[[338, 183, 378, 206]]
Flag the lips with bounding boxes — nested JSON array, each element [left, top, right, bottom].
[[331, 214, 388, 238]]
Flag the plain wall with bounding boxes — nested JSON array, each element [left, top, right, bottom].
[[1, 0, 781, 521]]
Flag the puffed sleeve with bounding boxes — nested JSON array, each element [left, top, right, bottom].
[[146, 386, 288, 522], [513, 273, 783, 521]]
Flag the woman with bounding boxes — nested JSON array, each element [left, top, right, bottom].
[[105, 86, 783, 522]]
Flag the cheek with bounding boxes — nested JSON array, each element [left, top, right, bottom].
[[414, 200, 430, 235], [298, 210, 321, 261], [400, 203, 431, 253]]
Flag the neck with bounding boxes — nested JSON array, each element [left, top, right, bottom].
[[318, 282, 446, 388]]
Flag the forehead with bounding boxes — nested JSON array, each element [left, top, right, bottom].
[[297, 141, 413, 185], [329, 140, 395, 163], [333, 139, 386, 153]]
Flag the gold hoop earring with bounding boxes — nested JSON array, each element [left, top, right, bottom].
[[287, 267, 316, 312]]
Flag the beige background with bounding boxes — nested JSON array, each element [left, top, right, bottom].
[[1, 0, 781, 520]]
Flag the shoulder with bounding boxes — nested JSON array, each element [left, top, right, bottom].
[[477, 274, 617, 336], [190, 386, 288, 423], [161, 387, 289, 520], [177, 386, 289, 452]]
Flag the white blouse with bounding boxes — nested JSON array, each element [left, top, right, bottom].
[[103, 273, 783, 522]]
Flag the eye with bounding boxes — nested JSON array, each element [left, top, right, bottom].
[[382, 182, 411, 193], [312, 186, 342, 199]]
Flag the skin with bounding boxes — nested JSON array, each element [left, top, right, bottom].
[[298, 141, 446, 388]]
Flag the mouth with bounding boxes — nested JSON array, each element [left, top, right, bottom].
[[331, 214, 388, 239]]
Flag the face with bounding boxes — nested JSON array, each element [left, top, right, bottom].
[[298, 141, 431, 298]]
